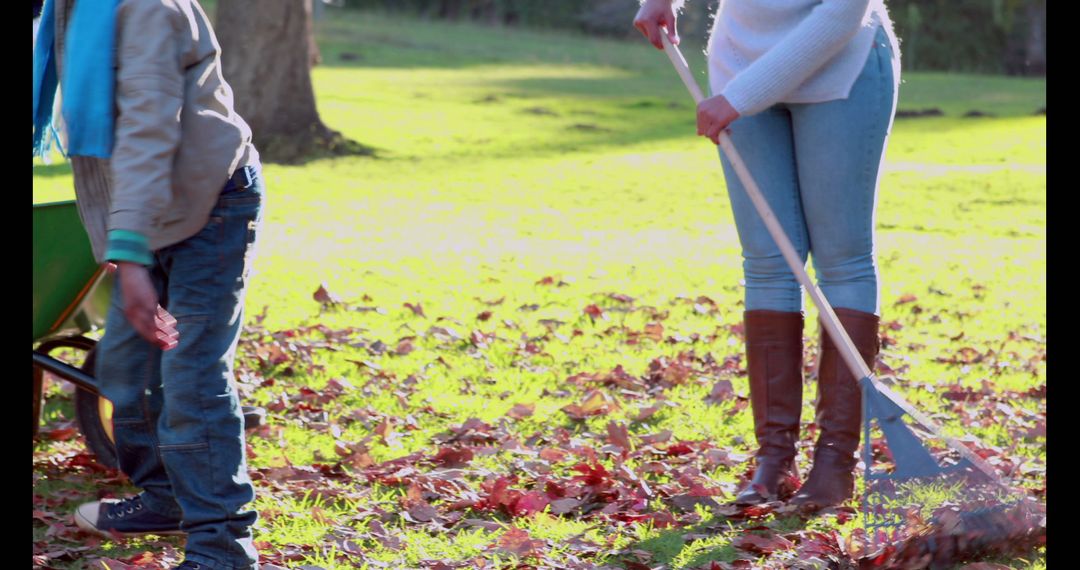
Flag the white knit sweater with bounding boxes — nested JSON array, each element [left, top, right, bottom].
[[705, 0, 899, 116]]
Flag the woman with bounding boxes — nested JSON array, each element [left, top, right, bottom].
[[633, 0, 900, 510]]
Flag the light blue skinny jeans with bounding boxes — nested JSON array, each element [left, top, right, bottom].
[[719, 26, 898, 315]]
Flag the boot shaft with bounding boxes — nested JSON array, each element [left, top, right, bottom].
[[743, 310, 805, 457]]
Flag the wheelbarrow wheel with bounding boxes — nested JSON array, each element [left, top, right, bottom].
[[33, 336, 99, 438], [74, 346, 266, 471], [73, 347, 119, 469]]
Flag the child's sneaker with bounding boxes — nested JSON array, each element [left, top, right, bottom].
[[74, 495, 184, 537]]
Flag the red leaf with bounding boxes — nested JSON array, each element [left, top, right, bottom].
[[482, 476, 521, 511], [571, 463, 613, 489], [639, 430, 672, 445], [644, 322, 664, 342], [583, 304, 605, 320], [666, 442, 694, 456], [470, 330, 495, 349], [496, 527, 545, 557], [404, 302, 426, 317], [647, 356, 693, 385], [122, 551, 158, 565], [507, 403, 535, 420], [632, 405, 660, 422], [539, 448, 567, 462], [512, 491, 550, 516], [477, 311, 493, 321], [406, 503, 440, 523], [703, 449, 736, 470], [795, 530, 843, 558], [44, 427, 79, 441], [433, 446, 474, 468], [835, 506, 856, 524], [395, 339, 415, 355], [561, 389, 619, 421], [894, 294, 918, 305], [605, 421, 632, 453], [313, 283, 342, 305], [343, 447, 374, 469], [669, 493, 718, 513], [549, 497, 582, 515], [705, 380, 735, 404], [733, 533, 795, 554], [646, 511, 677, 528]]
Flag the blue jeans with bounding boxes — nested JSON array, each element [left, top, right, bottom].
[[719, 26, 898, 315], [96, 169, 264, 570]]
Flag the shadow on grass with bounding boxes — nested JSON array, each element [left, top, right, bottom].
[[32, 163, 73, 178]]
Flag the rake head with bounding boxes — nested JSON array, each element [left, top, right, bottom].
[[857, 377, 1045, 566]]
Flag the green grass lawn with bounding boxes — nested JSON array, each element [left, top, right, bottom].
[[33, 9, 1044, 570]]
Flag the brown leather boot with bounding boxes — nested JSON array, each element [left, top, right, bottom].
[[734, 310, 804, 505], [790, 308, 880, 510]]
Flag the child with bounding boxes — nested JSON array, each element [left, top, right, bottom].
[[34, 1, 264, 568]]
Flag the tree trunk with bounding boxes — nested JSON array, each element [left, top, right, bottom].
[[1024, 0, 1046, 75], [216, 0, 370, 163]]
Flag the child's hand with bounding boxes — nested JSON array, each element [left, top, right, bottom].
[[116, 262, 179, 350]]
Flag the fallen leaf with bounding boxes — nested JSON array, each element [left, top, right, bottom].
[[705, 380, 735, 404], [404, 302, 426, 317], [549, 497, 582, 515], [605, 421, 632, 454], [433, 446, 474, 468], [583, 304, 605, 320], [313, 283, 342, 305], [632, 405, 660, 422], [395, 339, 415, 355], [732, 533, 794, 554], [562, 390, 619, 420], [668, 494, 719, 513], [507, 403, 535, 420], [512, 491, 550, 516], [495, 527, 546, 557], [406, 503, 440, 523], [45, 427, 79, 441]]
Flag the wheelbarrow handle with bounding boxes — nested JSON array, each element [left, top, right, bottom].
[[658, 34, 1004, 485], [33, 350, 100, 395]]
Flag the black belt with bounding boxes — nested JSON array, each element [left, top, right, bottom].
[[222, 165, 257, 194]]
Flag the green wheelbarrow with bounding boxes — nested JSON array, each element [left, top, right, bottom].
[[33, 200, 265, 468]]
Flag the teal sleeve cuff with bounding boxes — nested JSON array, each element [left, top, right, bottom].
[[105, 229, 153, 266]]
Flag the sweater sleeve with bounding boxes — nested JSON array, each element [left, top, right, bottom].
[[720, 0, 871, 116]]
